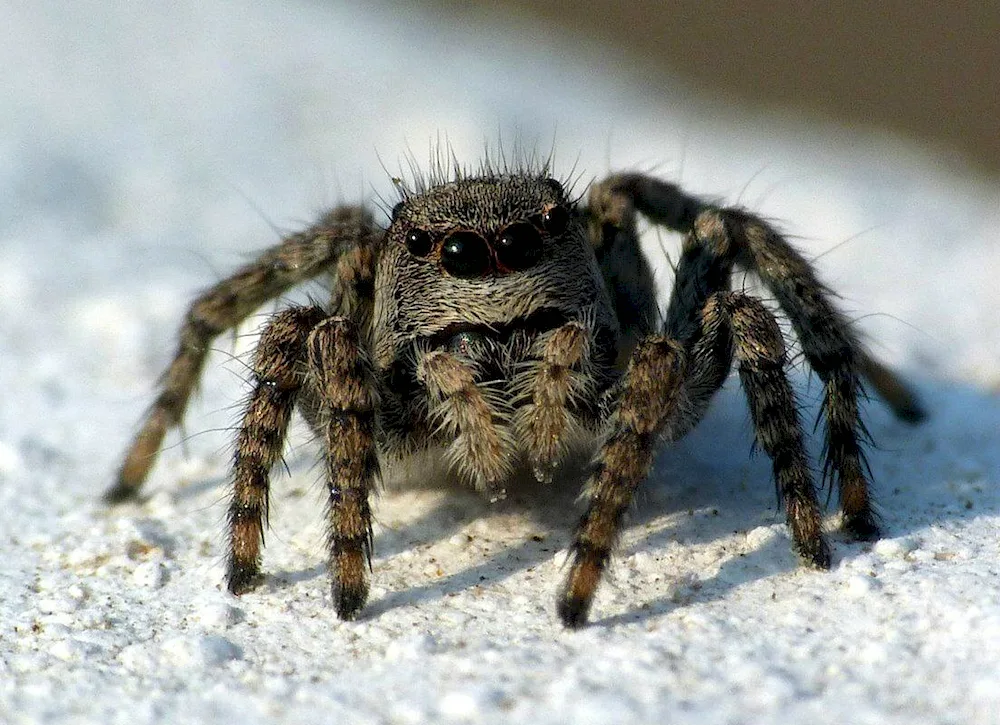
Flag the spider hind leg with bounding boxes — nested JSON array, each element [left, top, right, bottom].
[[591, 173, 924, 537], [108, 206, 377, 502]]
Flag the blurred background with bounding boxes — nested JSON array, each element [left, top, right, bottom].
[[4, 4, 1000, 722], [423, 0, 1000, 176], [4, 0, 999, 396]]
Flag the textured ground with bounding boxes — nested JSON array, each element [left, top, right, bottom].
[[3, 1, 1000, 723]]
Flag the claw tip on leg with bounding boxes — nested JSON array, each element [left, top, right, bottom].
[[103, 478, 140, 505], [557, 593, 591, 629]]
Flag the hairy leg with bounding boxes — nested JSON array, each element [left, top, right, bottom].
[[514, 321, 592, 483], [227, 306, 327, 593], [705, 292, 829, 565], [691, 207, 883, 536], [559, 337, 687, 627], [584, 181, 660, 364], [589, 172, 922, 416], [588, 173, 923, 536], [305, 317, 380, 619], [558, 289, 830, 627], [109, 207, 378, 501]]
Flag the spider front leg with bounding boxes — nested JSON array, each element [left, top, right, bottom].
[[108, 207, 377, 502], [227, 306, 327, 593], [559, 291, 828, 627], [559, 337, 687, 628], [304, 317, 380, 620]]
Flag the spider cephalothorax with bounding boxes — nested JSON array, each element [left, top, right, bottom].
[[109, 160, 923, 627]]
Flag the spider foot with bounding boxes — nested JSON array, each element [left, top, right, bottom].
[[556, 589, 591, 629], [333, 580, 369, 620], [226, 564, 263, 596], [841, 512, 882, 542], [331, 546, 370, 620], [557, 552, 603, 628], [894, 400, 927, 425], [795, 536, 833, 570], [102, 479, 142, 505]]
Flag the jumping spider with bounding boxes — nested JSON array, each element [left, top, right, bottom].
[[108, 161, 924, 627]]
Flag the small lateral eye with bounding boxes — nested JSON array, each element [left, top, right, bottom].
[[541, 204, 570, 236], [405, 228, 433, 257], [496, 222, 543, 271], [543, 177, 565, 198]]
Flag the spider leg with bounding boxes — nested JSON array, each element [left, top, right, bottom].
[[690, 206, 889, 538], [558, 336, 687, 628], [305, 317, 380, 620], [590, 172, 923, 417], [417, 349, 515, 500], [661, 245, 828, 561], [705, 292, 829, 566], [584, 183, 660, 364], [558, 289, 827, 627], [855, 351, 925, 424], [589, 174, 924, 538], [108, 206, 378, 502], [227, 306, 327, 594]]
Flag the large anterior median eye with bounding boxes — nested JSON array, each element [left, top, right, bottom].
[[495, 222, 543, 271], [441, 231, 492, 278]]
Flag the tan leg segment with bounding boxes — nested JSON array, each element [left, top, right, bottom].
[[559, 337, 686, 627], [227, 306, 327, 594], [520, 321, 589, 482], [109, 207, 376, 501], [305, 317, 380, 619], [418, 350, 514, 500]]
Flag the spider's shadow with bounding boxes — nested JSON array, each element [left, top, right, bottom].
[[356, 434, 797, 622], [178, 373, 992, 628], [357, 374, 989, 625], [348, 384, 834, 621]]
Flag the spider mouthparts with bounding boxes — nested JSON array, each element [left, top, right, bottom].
[[532, 464, 555, 485]]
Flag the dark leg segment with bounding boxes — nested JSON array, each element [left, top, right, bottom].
[[706, 293, 829, 566], [588, 173, 924, 538], [559, 337, 686, 628], [649, 244, 827, 562], [227, 306, 327, 594], [108, 207, 377, 501], [305, 318, 380, 620], [857, 351, 925, 424], [692, 208, 882, 537], [585, 179, 660, 363]]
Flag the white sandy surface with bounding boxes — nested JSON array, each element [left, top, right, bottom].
[[3, 2, 1000, 723]]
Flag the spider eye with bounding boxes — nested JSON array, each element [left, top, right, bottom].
[[391, 200, 406, 220], [441, 231, 492, 278], [541, 204, 570, 236], [495, 222, 543, 271], [543, 178, 565, 198], [405, 228, 433, 257]]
